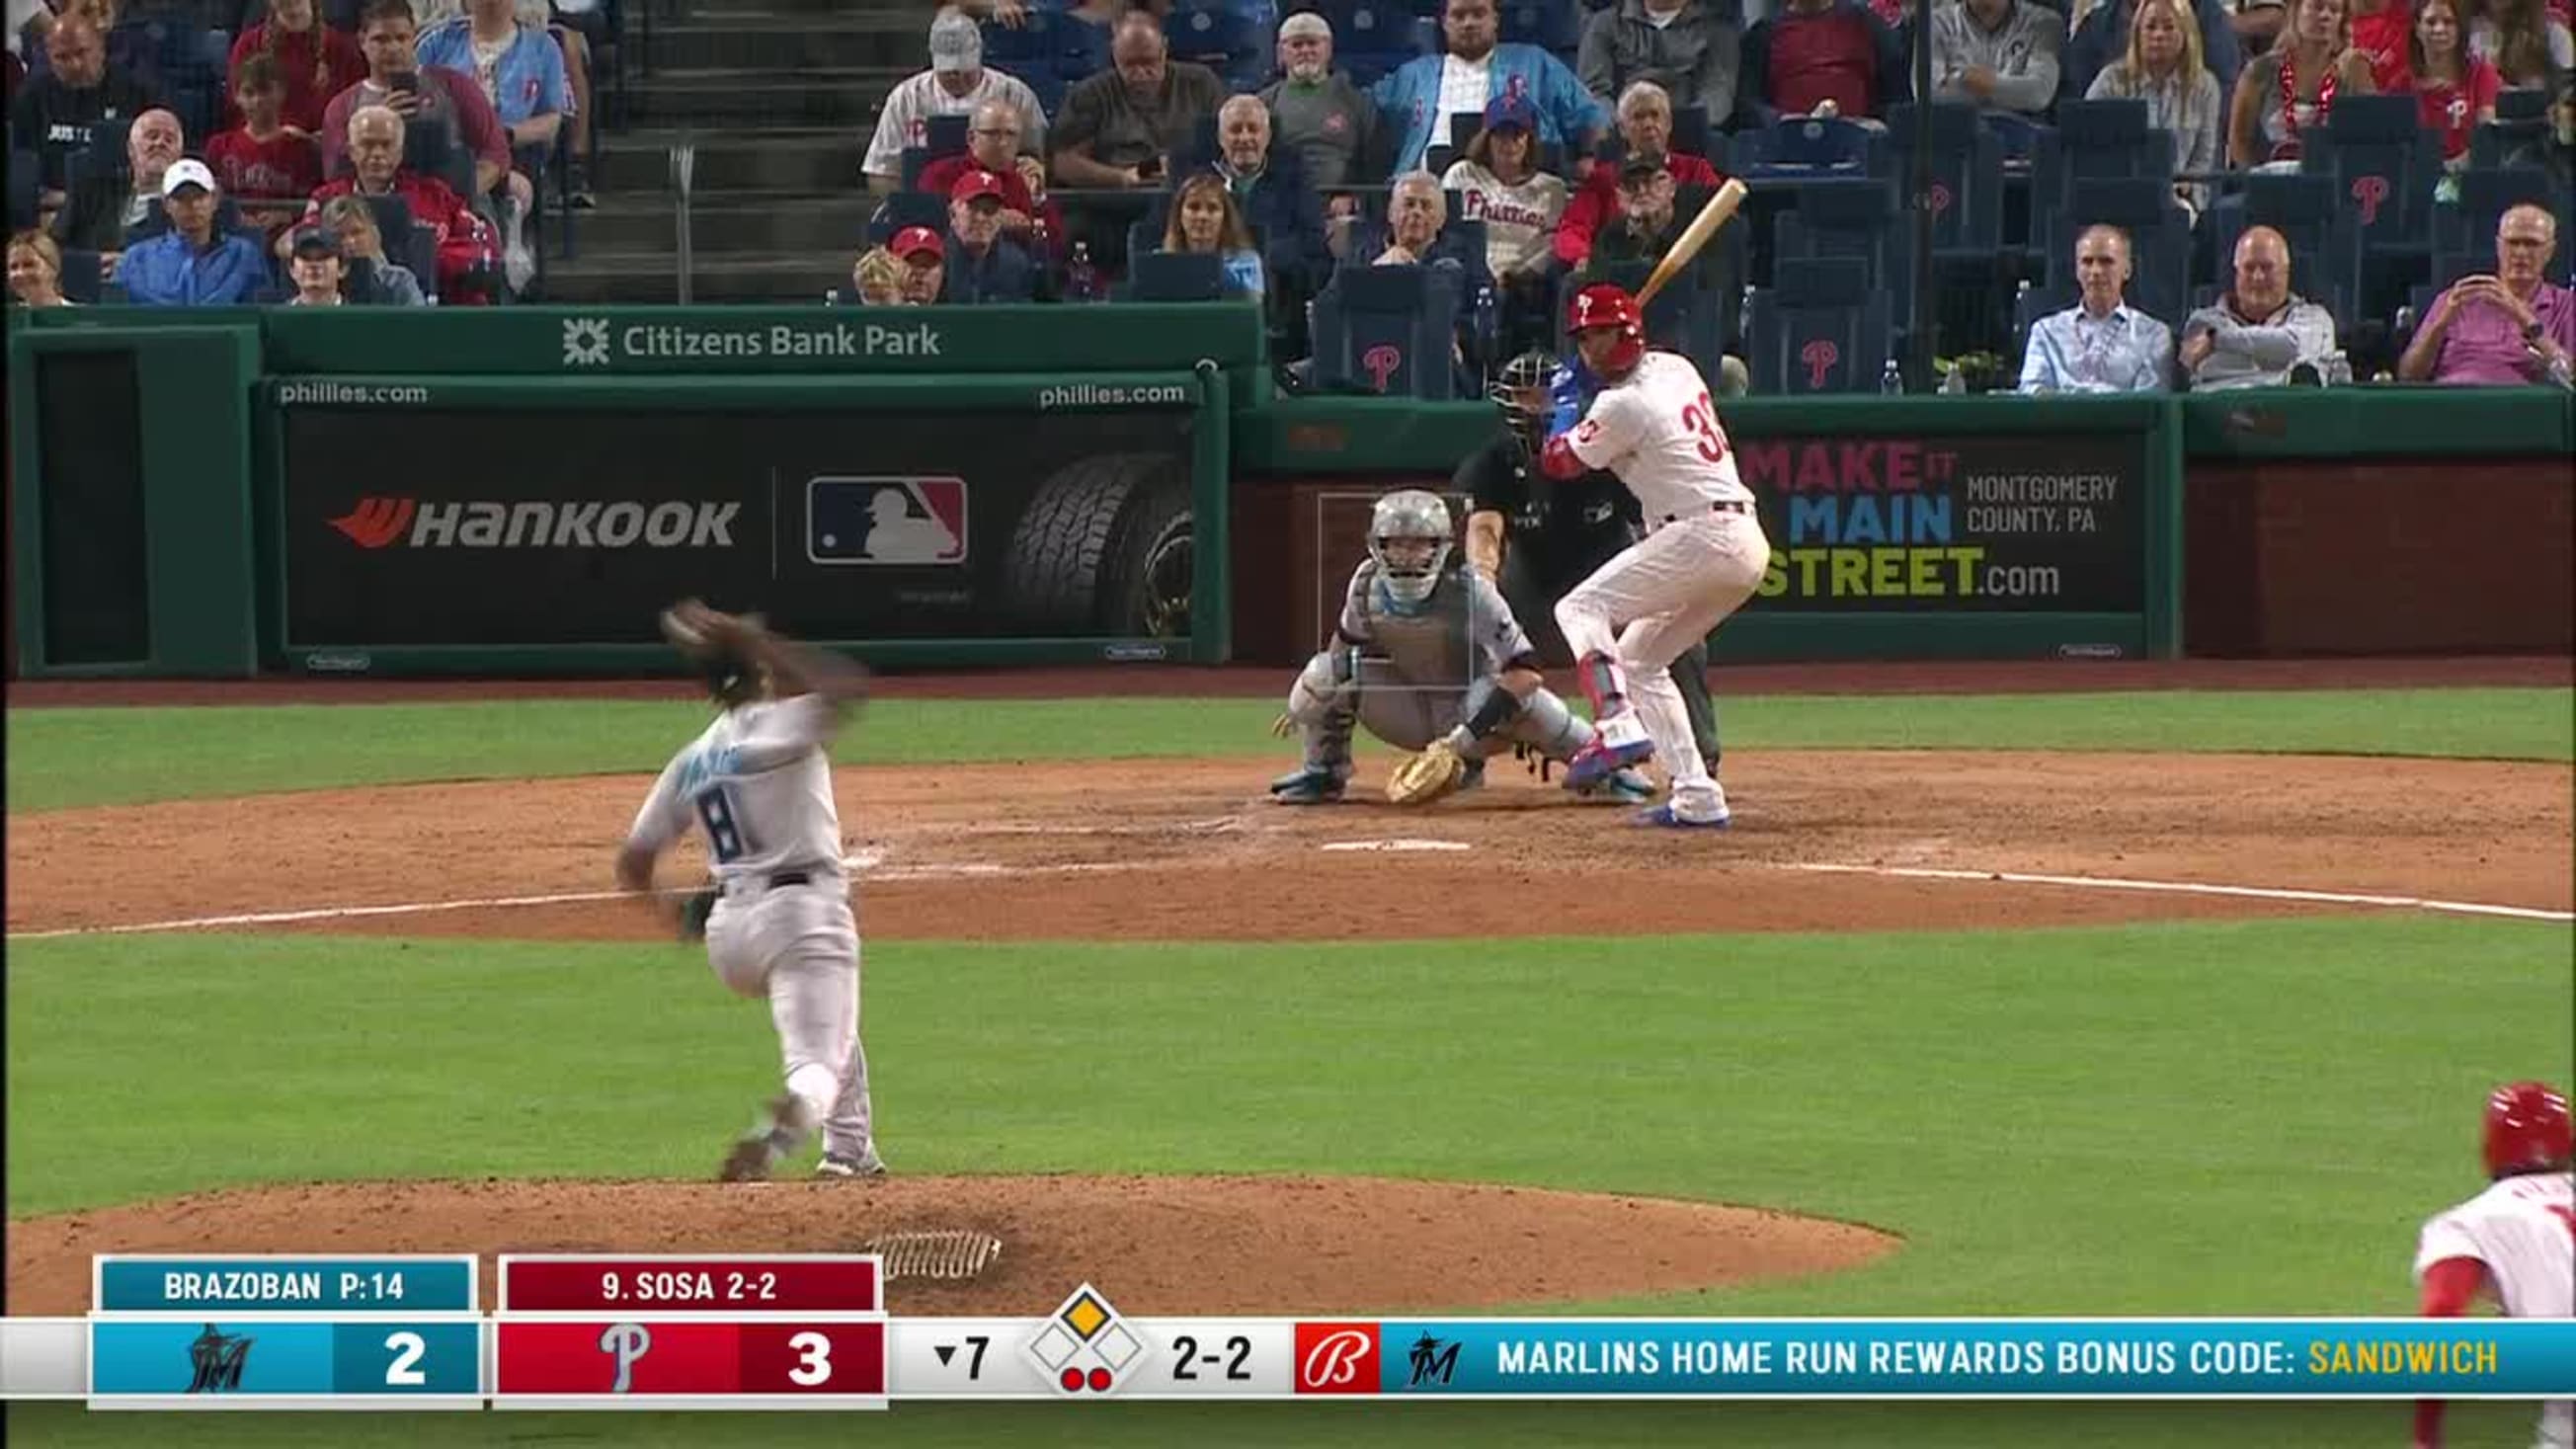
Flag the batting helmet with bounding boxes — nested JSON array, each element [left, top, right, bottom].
[[1567, 283, 1647, 378], [1366, 489, 1454, 613], [2483, 1081, 2573, 1177]]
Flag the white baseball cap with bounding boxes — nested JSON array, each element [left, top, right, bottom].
[[1279, 12, 1331, 40], [928, 9, 981, 73], [162, 157, 217, 198]]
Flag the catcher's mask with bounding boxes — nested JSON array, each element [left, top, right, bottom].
[[1367, 489, 1454, 613], [1490, 349, 1556, 439]]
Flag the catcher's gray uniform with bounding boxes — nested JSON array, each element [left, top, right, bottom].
[[1283, 558, 1593, 780]]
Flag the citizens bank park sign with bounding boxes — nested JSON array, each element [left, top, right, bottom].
[[557, 317, 946, 367]]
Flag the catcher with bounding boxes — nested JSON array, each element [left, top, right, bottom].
[[1268, 488, 1655, 806]]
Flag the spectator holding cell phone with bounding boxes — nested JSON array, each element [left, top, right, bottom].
[[1050, 8, 1224, 189]]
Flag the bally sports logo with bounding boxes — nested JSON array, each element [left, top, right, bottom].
[[329, 497, 742, 550], [1293, 1323, 1380, 1394]]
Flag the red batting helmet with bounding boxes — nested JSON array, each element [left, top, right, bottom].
[[2482, 1081, 2573, 1177], [1567, 283, 1647, 377]]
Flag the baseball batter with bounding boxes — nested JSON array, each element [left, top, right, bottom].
[[1463, 350, 1726, 775], [2411, 1081, 2573, 1449], [613, 601, 885, 1183], [1268, 489, 1654, 806], [1539, 282, 1770, 827]]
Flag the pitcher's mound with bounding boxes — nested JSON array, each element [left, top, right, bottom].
[[8, 1174, 1897, 1315]]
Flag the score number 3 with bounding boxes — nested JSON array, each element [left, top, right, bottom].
[[788, 1330, 834, 1386], [1678, 390, 1728, 464]]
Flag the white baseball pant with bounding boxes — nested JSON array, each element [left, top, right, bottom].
[[705, 880, 873, 1163], [1554, 511, 1770, 819]]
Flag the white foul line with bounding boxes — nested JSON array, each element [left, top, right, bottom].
[[1772, 862, 2575, 924], [7, 857, 2567, 941]]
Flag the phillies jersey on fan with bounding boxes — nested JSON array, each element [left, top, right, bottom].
[[629, 694, 844, 881], [2416, 1170, 2574, 1448], [1565, 352, 1754, 521]]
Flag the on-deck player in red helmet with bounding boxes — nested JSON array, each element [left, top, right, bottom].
[[1566, 283, 1647, 379], [2483, 1080, 2573, 1177]]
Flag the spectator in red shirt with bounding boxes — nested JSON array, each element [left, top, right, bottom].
[[2408, 0, 2498, 163], [226, 0, 364, 135], [207, 54, 324, 241], [916, 97, 1064, 260], [299, 102, 497, 301], [2348, 0, 2414, 88], [1554, 79, 1722, 268], [1741, 0, 1911, 126]]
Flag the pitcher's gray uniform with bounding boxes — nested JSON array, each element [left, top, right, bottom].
[[1270, 491, 1650, 803], [627, 692, 881, 1179]]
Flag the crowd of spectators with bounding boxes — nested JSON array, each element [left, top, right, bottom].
[[7, 0, 2569, 392], [7, 0, 592, 304], [831, 0, 2565, 394]]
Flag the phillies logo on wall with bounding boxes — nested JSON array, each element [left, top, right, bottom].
[[806, 476, 969, 566], [1293, 1323, 1380, 1394], [1800, 338, 1841, 389], [328, 496, 742, 549], [2349, 174, 2390, 226], [1928, 181, 1953, 215], [1361, 345, 1404, 391]]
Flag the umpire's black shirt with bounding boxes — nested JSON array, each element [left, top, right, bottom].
[[1455, 431, 1638, 586]]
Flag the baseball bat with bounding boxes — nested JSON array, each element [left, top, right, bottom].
[[1634, 177, 1750, 309]]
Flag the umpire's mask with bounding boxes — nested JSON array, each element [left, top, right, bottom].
[[1368, 489, 1454, 612]]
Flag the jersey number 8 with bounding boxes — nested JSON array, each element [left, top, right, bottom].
[[1679, 391, 1728, 465], [694, 786, 753, 864]]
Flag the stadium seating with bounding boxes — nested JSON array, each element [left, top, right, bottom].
[[1315, 0, 1421, 86], [1887, 102, 2006, 263], [2215, 171, 2354, 325], [1309, 263, 1462, 398], [1747, 256, 1891, 394], [1772, 177, 1906, 318], [979, 9, 1070, 115], [1120, 249, 1232, 300], [2028, 99, 2170, 264], [2042, 175, 2193, 330], [1732, 116, 1883, 179], [1166, 0, 1270, 91]]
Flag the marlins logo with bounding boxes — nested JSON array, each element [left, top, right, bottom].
[[186, 1325, 254, 1393]]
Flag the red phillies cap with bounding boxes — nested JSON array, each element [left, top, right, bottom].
[[889, 226, 944, 262], [948, 168, 1006, 204]]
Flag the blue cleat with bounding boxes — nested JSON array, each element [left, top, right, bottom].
[[1564, 714, 1654, 789]]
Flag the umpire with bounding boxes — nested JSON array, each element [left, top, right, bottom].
[[1459, 350, 1722, 771]]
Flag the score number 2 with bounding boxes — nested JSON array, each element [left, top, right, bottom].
[[384, 1330, 426, 1387], [1170, 1334, 1252, 1382]]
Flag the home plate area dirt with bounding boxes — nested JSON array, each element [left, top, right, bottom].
[[7, 749, 2567, 1307]]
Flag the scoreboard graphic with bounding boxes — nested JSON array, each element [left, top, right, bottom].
[[5, 1253, 2572, 1408]]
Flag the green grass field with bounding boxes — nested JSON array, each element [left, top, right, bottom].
[[8, 687, 2571, 1447]]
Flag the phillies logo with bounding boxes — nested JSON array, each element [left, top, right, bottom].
[[1361, 344, 1404, 390], [2350, 174, 2390, 226], [1294, 1324, 1380, 1394], [1800, 338, 1840, 389], [329, 496, 417, 548], [1928, 181, 1952, 215], [598, 1324, 652, 1394]]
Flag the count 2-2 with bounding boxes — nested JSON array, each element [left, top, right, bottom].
[[599, 1269, 779, 1302]]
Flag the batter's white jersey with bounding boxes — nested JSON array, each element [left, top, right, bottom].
[[1565, 351, 1754, 521], [2415, 1171, 2575, 1449], [627, 694, 844, 882]]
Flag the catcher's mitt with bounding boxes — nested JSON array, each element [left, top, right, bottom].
[[1385, 740, 1469, 805]]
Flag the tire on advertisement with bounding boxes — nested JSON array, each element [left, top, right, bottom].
[[1003, 452, 1193, 638]]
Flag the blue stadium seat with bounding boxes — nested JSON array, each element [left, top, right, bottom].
[[866, 191, 949, 243], [2029, 99, 2170, 260], [1771, 177, 1906, 315], [1166, 0, 1271, 90], [1317, 0, 1416, 84], [2433, 168, 2569, 279], [1123, 249, 1232, 300], [1497, 0, 1581, 53], [1748, 257, 1892, 394], [1311, 263, 1462, 397], [1887, 102, 2005, 262], [59, 248, 106, 302], [924, 113, 971, 158], [2470, 87, 2555, 169], [1733, 116, 1883, 178]]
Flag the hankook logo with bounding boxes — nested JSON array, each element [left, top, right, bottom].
[[328, 497, 742, 549]]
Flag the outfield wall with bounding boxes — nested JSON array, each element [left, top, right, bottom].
[[8, 306, 2570, 678]]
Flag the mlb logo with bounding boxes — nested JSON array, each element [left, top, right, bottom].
[[1292, 1323, 1381, 1395], [807, 476, 968, 566]]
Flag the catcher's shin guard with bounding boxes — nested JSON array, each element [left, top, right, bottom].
[[1286, 649, 1359, 777]]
